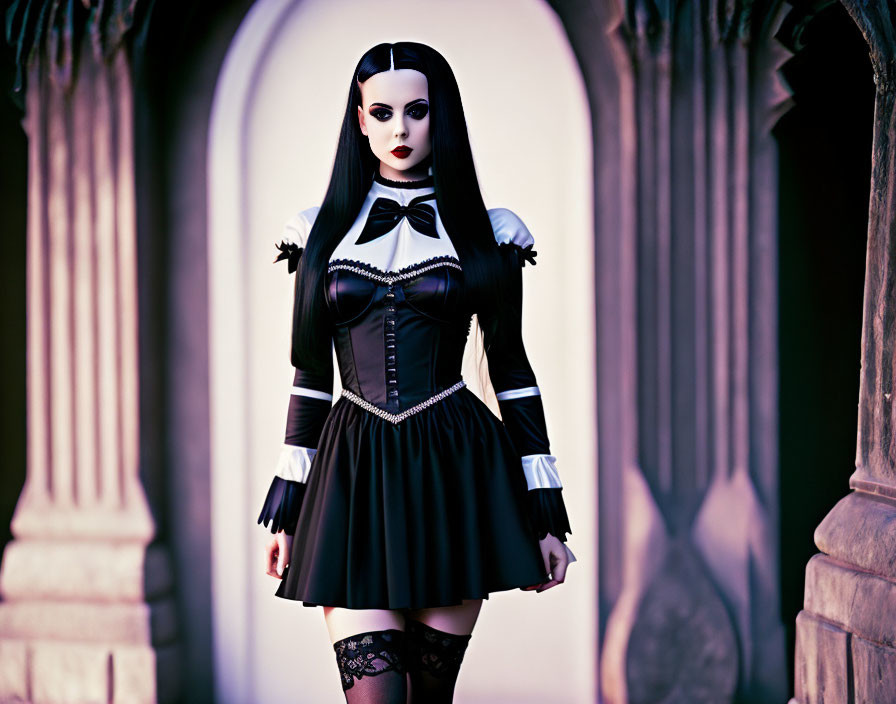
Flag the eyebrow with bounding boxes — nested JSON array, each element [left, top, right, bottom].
[[369, 99, 428, 110]]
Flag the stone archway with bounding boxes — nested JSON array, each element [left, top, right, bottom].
[[4, 0, 888, 702]]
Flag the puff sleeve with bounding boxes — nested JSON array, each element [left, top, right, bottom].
[[257, 206, 334, 535], [480, 208, 573, 544]]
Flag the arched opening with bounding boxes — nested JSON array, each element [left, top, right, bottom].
[[206, 1, 595, 702]]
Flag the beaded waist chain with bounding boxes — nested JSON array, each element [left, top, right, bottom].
[[340, 380, 466, 424]]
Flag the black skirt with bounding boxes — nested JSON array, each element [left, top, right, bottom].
[[275, 385, 550, 610]]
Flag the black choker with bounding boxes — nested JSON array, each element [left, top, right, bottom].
[[373, 171, 434, 189]]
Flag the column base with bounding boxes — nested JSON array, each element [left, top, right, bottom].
[[0, 638, 181, 704], [0, 537, 180, 703], [792, 490, 896, 703]]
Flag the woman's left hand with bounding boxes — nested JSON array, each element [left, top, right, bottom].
[[521, 534, 577, 592]]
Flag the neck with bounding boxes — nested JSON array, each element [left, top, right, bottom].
[[374, 170, 434, 189], [378, 162, 431, 183]]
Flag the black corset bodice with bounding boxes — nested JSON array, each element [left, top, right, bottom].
[[325, 256, 472, 413]]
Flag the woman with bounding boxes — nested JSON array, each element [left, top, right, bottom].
[[258, 41, 576, 703]]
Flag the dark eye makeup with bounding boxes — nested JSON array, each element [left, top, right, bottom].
[[369, 102, 429, 122]]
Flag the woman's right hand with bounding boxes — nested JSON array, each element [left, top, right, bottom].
[[520, 534, 576, 592], [264, 530, 294, 579]]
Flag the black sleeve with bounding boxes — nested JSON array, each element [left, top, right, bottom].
[[256, 347, 335, 536], [257, 241, 335, 535], [478, 243, 572, 543]]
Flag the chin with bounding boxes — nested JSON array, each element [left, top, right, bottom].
[[390, 158, 429, 174]]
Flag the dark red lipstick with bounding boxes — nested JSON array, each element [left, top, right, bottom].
[[391, 146, 413, 158]]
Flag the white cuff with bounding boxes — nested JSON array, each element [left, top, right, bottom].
[[291, 386, 333, 401], [495, 386, 541, 401], [274, 444, 317, 483], [522, 454, 563, 490]]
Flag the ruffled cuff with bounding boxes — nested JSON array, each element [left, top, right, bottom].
[[274, 240, 304, 273], [274, 444, 317, 483], [257, 476, 307, 535], [497, 240, 538, 267], [521, 454, 563, 490], [527, 487, 572, 543]]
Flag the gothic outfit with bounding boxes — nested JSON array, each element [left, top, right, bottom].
[[258, 171, 575, 610]]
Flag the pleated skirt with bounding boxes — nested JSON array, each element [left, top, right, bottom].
[[274, 385, 550, 610]]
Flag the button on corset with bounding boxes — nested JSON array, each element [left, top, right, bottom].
[[384, 283, 399, 411]]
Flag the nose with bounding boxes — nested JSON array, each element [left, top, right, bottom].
[[394, 113, 408, 139]]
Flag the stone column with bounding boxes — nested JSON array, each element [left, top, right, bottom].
[[791, 3, 896, 702], [0, 7, 179, 703], [598, 1, 795, 701]]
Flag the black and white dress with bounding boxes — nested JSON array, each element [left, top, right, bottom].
[[258, 171, 575, 610]]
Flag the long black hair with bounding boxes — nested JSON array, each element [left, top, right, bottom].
[[291, 41, 509, 374]]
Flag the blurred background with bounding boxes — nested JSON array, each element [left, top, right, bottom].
[[0, 0, 886, 702]]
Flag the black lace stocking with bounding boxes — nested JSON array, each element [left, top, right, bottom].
[[332, 628, 407, 703], [404, 618, 473, 703]]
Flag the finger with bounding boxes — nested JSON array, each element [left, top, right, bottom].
[[552, 552, 569, 584], [276, 534, 290, 576], [266, 543, 279, 577], [540, 543, 552, 576], [536, 579, 560, 592], [264, 543, 275, 575]]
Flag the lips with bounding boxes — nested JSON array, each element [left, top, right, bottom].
[[391, 146, 413, 159]]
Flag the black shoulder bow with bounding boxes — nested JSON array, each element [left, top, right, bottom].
[[274, 240, 304, 273], [497, 241, 538, 267]]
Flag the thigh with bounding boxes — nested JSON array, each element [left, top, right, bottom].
[[403, 598, 484, 636], [323, 606, 406, 644]]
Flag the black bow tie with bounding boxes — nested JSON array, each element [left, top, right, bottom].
[[355, 193, 438, 244]]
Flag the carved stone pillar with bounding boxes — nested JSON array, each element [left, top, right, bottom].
[[598, 1, 795, 701], [0, 5, 179, 702], [791, 2, 896, 702]]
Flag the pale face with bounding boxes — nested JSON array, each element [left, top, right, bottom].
[[357, 69, 432, 181]]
